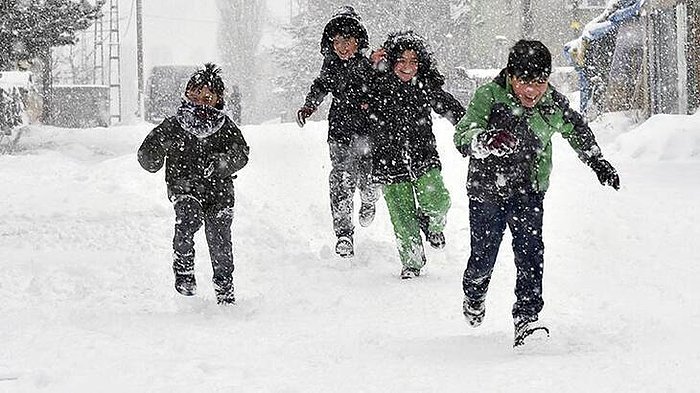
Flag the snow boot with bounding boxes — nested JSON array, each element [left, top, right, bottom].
[[426, 231, 445, 249], [513, 316, 550, 347], [215, 283, 236, 305], [463, 297, 485, 327], [400, 266, 421, 279], [174, 273, 197, 296], [335, 235, 354, 258], [213, 275, 235, 305], [358, 202, 376, 227], [418, 212, 445, 249]]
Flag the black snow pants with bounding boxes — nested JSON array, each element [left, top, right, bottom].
[[462, 191, 545, 321], [172, 195, 235, 291]]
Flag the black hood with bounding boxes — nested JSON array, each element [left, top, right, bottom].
[[320, 6, 369, 56], [382, 30, 445, 86]]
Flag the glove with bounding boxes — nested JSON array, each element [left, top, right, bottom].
[[589, 157, 620, 190], [472, 129, 518, 158], [296, 105, 316, 127], [203, 161, 216, 178], [203, 153, 226, 178]]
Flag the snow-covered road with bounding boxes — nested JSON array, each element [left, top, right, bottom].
[[1, 115, 699, 392]]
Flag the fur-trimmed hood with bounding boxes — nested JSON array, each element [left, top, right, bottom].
[[381, 30, 445, 86], [320, 6, 369, 56]]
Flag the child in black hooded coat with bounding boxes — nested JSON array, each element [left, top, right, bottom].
[[296, 6, 379, 258], [138, 64, 249, 304]]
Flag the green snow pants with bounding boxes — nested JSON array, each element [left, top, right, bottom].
[[383, 168, 451, 270]]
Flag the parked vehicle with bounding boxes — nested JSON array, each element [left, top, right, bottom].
[[145, 65, 241, 124]]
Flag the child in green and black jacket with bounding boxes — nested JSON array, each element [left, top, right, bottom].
[[368, 31, 465, 279], [454, 40, 619, 346]]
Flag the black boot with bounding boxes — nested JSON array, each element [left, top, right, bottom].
[[215, 284, 235, 305], [418, 212, 445, 249], [358, 202, 376, 227], [174, 273, 196, 296], [513, 316, 550, 347], [335, 235, 354, 258], [400, 266, 421, 279], [213, 274, 235, 304], [462, 296, 485, 327]]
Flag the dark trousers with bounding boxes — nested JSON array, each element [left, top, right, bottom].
[[328, 135, 379, 238], [172, 196, 234, 290], [462, 192, 545, 320]]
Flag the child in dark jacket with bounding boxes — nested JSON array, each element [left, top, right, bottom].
[[296, 6, 379, 258], [454, 40, 619, 346], [369, 31, 465, 279], [138, 64, 249, 304]]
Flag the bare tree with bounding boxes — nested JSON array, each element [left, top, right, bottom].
[[216, 0, 265, 124]]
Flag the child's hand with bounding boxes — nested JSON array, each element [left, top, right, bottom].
[[296, 105, 316, 127], [471, 129, 519, 158], [203, 161, 216, 178], [370, 48, 386, 65]]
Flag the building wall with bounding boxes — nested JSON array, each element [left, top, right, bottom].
[[464, 0, 604, 68]]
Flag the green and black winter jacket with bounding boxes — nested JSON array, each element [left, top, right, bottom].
[[454, 69, 604, 202], [137, 116, 249, 210]]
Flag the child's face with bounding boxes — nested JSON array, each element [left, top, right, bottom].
[[186, 85, 220, 108], [393, 50, 419, 82], [510, 76, 548, 108], [332, 34, 358, 60]]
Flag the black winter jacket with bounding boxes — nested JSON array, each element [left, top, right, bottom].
[[304, 53, 374, 144], [369, 73, 465, 184], [137, 116, 249, 210]]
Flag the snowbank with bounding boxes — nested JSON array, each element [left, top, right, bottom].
[[611, 111, 700, 161]]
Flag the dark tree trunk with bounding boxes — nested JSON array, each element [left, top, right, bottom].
[[39, 48, 53, 123]]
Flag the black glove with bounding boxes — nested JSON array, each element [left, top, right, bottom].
[[203, 161, 216, 178], [203, 153, 225, 178], [474, 129, 518, 157], [589, 157, 620, 190], [296, 105, 316, 127]]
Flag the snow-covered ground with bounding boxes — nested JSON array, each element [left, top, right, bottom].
[[1, 112, 699, 392]]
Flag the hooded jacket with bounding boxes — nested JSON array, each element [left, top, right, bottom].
[[454, 69, 605, 202], [368, 32, 465, 184], [319, 6, 369, 56], [138, 115, 249, 210], [303, 6, 373, 144]]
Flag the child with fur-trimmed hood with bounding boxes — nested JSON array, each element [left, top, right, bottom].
[[296, 6, 379, 259], [138, 64, 249, 305], [368, 31, 465, 279]]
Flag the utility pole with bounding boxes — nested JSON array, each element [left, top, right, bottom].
[[688, 0, 700, 113], [136, 0, 145, 119], [108, 0, 122, 123], [93, 12, 105, 85], [522, 0, 533, 39]]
